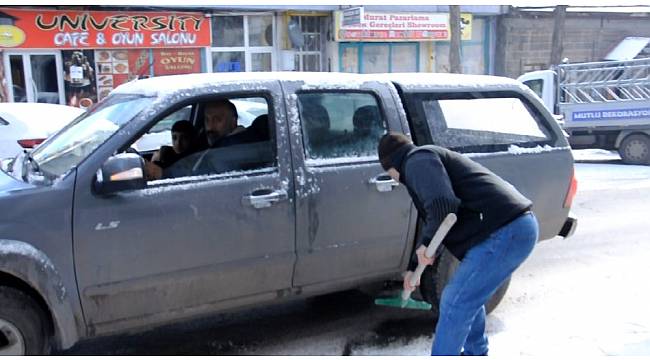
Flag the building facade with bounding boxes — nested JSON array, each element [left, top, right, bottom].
[[495, 7, 650, 79], [0, 5, 504, 106]]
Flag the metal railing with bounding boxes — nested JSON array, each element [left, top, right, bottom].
[[558, 57, 650, 104]]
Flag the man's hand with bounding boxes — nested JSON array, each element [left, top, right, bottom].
[[403, 271, 419, 292], [144, 160, 162, 180], [415, 244, 434, 267], [151, 150, 161, 163]]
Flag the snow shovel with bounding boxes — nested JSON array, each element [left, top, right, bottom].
[[375, 213, 457, 310]]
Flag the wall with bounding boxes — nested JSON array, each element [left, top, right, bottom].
[[496, 11, 650, 79]]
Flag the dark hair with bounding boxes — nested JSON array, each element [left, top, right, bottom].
[[206, 99, 238, 120], [171, 120, 195, 134], [378, 132, 413, 171]]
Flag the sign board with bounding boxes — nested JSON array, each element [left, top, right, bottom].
[[0, 8, 211, 49], [572, 108, 650, 122], [152, 48, 201, 75], [342, 7, 364, 27], [335, 10, 473, 42], [69, 65, 83, 80]]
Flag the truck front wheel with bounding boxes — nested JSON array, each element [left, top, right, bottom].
[[0, 286, 50, 355], [419, 248, 511, 319], [619, 134, 650, 165]]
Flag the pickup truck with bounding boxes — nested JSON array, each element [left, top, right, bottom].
[[0, 72, 578, 354], [518, 57, 650, 165]]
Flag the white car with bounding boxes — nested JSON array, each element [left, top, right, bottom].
[[0, 103, 85, 161]]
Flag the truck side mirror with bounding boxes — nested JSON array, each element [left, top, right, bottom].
[[94, 153, 146, 195]]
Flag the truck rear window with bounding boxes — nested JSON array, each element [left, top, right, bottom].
[[415, 94, 553, 152]]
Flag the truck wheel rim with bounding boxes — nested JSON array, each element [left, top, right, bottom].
[[0, 319, 25, 355], [626, 140, 648, 160]]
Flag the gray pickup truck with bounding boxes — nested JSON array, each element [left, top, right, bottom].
[[0, 72, 577, 354]]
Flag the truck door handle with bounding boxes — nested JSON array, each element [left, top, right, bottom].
[[242, 189, 288, 209], [369, 174, 399, 192]]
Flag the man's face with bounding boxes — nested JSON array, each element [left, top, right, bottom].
[[204, 103, 236, 141], [172, 131, 192, 154]]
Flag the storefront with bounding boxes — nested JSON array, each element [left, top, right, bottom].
[[334, 9, 489, 74], [206, 10, 331, 73], [0, 8, 211, 107], [208, 12, 275, 72]]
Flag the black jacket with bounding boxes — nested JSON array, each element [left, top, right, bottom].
[[394, 145, 533, 271]]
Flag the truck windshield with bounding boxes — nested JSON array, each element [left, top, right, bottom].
[[30, 94, 152, 179]]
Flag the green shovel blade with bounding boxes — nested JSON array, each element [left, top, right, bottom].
[[374, 293, 432, 310]]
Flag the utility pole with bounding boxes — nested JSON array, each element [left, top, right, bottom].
[[449, 5, 462, 73], [550, 5, 568, 66]]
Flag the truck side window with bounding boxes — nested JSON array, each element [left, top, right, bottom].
[[297, 92, 386, 162], [523, 79, 544, 99], [423, 97, 552, 152], [133, 106, 193, 153], [128, 96, 276, 181]]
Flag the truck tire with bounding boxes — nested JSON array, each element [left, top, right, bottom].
[[419, 248, 511, 319], [0, 286, 50, 355], [619, 134, 650, 165]]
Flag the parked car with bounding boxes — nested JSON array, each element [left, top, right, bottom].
[[0, 72, 577, 354], [0, 103, 85, 161]]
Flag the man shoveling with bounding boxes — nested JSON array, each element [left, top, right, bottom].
[[376, 133, 539, 356]]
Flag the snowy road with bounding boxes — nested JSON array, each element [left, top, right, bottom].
[[62, 150, 650, 355]]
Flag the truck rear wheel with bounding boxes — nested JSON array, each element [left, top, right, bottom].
[[0, 286, 50, 355], [619, 134, 650, 165], [419, 248, 511, 319]]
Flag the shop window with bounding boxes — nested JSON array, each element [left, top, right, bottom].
[[249, 16, 274, 46], [391, 44, 418, 72], [212, 16, 245, 47], [434, 17, 487, 74], [341, 46, 359, 73], [297, 92, 386, 161], [290, 16, 326, 71], [9, 55, 27, 103], [213, 52, 245, 72], [340, 43, 418, 73], [362, 45, 390, 74], [92, 49, 202, 103], [252, 53, 272, 72], [211, 15, 275, 72]]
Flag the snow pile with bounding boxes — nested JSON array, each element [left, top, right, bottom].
[[305, 156, 378, 167], [113, 72, 368, 97], [507, 144, 556, 154], [465, 145, 568, 158], [365, 72, 523, 92]]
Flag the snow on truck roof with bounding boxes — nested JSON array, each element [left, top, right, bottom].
[[375, 73, 524, 90], [112, 72, 525, 97]]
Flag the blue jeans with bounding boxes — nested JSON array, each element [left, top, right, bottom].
[[431, 211, 539, 356]]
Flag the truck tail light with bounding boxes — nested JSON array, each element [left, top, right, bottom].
[[17, 138, 45, 149], [564, 168, 578, 208]]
